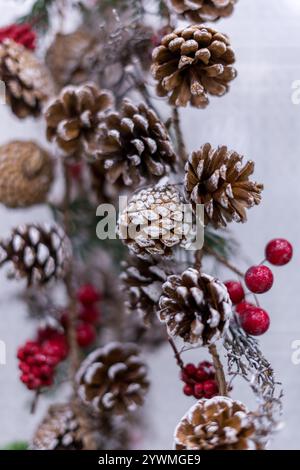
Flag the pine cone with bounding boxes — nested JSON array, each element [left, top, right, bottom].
[[184, 143, 263, 228], [45, 82, 113, 156], [0, 140, 53, 208], [151, 25, 236, 108], [118, 184, 188, 260], [123, 312, 167, 349], [174, 397, 261, 450], [0, 222, 72, 285], [158, 268, 232, 345], [76, 342, 149, 415], [88, 99, 176, 187], [88, 159, 122, 205], [0, 39, 54, 118], [169, 0, 237, 23]]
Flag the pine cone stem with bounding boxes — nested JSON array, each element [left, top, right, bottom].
[[208, 343, 227, 396], [194, 249, 203, 270], [168, 336, 184, 370], [204, 245, 244, 277], [172, 107, 187, 165]]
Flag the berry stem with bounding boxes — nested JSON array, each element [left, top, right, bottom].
[[168, 336, 184, 370], [30, 390, 40, 414], [208, 344, 228, 396], [172, 107, 187, 166], [204, 245, 244, 278]]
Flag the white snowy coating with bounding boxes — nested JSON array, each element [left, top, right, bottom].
[[191, 318, 204, 336], [207, 308, 221, 328], [24, 246, 35, 267], [126, 383, 141, 394], [84, 362, 104, 384], [223, 426, 238, 443], [108, 362, 127, 380], [44, 257, 55, 277], [12, 234, 24, 252], [0, 245, 7, 263], [28, 226, 40, 245], [51, 232, 61, 250], [37, 243, 50, 264], [141, 281, 162, 302], [101, 392, 115, 409]]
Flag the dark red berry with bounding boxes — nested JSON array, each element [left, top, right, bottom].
[[235, 301, 255, 316], [203, 379, 219, 398], [0, 23, 36, 50], [240, 307, 270, 336], [265, 239, 293, 266], [194, 383, 204, 399], [77, 284, 100, 305], [224, 281, 245, 304], [183, 363, 197, 377], [183, 384, 194, 396], [76, 322, 96, 347], [245, 265, 274, 294], [195, 367, 208, 382], [79, 306, 101, 324]]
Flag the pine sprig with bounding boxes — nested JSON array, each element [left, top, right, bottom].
[[16, 0, 55, 30]]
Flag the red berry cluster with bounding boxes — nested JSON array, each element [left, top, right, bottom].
[[0, 23, 36, 50], [181, 362, 219, 399], [225, 238, 293, 337], [75, 284, 101, 347]]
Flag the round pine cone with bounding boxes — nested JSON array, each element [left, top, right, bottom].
[[0, 140, 53, 208], [88, 99, 176, 188], [151, 25, 236, 108], [169, 0, 237, 23], [174, 397, 261, 450], [118, 184, 188, 260], [76, 342, 149, 415], [0, 39, 54, 118], [184, 143, 263, 228], [158, 268, 232, 346], [0, 222, 72, 285], [45, 82, 113, 156]]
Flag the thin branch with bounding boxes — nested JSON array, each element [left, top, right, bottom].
[[208, 343, 228, 396], [204, 245, 244, 278], [172, 107, 187, 165], [168, 336, 184, 370]]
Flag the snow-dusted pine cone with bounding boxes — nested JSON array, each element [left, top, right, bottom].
[[0, 141, 53, 208], [0, 39, 54, 118], [184, 143, 263, 228], [0, 222, 72, 285], [76, 342, 149, 415], [45, 82, 113, 156], [169, 0, 237, 23], [158, 268, 232, 345], [88, 99, 176, 188], [118, 184, 188, 259], [174, 397, 261, 450], [151, 25, 236, 108]]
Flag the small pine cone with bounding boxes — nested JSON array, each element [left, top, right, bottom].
[[76, 342, 149, 415], [174, 397, 261, 450], [184, 143, 263, 228], [0, 222, 72, 285], [89, 99, 176, 187], [0, 39, 54, 118], [0, 141, 53, 208], [118, 184, 188, 260], [151, 25, 236, 108], [158, 268, 232, 346], [45, 82, 113, 156], [169, 0, 237, 23]]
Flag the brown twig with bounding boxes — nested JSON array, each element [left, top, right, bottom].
[[194, 249, 203, 271], [172, 107, 187, 165], [209, 343, 228, 396], [204, 245, 244, 278], [168, 336, 184, 370], [30, 390, 40, 414]]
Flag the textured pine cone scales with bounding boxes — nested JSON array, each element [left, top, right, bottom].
[[76, 342, 149, 415], [0, 39, 54, 118], [88, 99, 176, 187], [45, 82, 113, 156], [170, 0, 237, 22], [174, 397, 261, 450], [118, 184, 188, 260], [0, 141, 53, 208], [151, 25, 236, 108], [184, 143, 263, 228], [0, 222, 72, 285], [158, 268, 232, 345]]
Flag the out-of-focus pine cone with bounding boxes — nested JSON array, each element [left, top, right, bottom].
[[0, 140, 53, 208], [0, 39, 54, 118], [151, 25, 236, 108], [169, 0, 237, 23], [158, 268, 232, 345], [184, 143, 263, 228], [88, 159, 122, 205], [45, 82, 113, 156], [174, 396, 261, 450], [88, 99, 176, 187], [122, 311, 167, 349], [76, 342, 149, 415], [118, 184, 188, 260], [0, 222, 72, 285]]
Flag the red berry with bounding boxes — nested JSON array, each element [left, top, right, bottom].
[[240, 307, 270, 336], [0, 23, 36, 50], [265, 239, 293, 266], [182, 384, 193, 396], [76, 323, 96, 347], [68, 162, 83, 180], [183, 363, 197, 378], [79, 306, 101, 324], [235, 301, 255, 316], [195, 367, 208, 382], [224, 281, 245, 304], [245, 265, 274, 294], [194, 383, 204, 399], [203, 379, 219, 398], [77, 284, 100, 305]]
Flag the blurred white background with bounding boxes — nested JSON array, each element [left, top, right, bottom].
[[0, 0, 300, 450]]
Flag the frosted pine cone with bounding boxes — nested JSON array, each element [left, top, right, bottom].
[[0, 222, 72, 285], [185, 143, 263, 228], [174, 397, 261, 450], [158, 268, 232, 345], [169, 0, 237, 23], [0, 39, 54, 118], [0, 141, 53, 208], [151, 25, 236, 108], [88, 99, 176, 188], [45, 82, 113, 156], [76, 342, 149, 415]]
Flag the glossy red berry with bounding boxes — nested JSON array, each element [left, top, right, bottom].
[[195, 367, 208, 382], [76, 322, 96, 347], [265, 239, 293, 266], [245, 265, 274, 294], [235, 301, 255, 316], [0, 23, 36, 50], [203, 379, 219, 398], [77, 284, 100, 305], [183, 384, 194, 396], [240, 307, 270, 336], [225, 281, 245, 304], [194, 383, 204, 399], [183, 363, 197, 377], [79, 306, 101, 324]]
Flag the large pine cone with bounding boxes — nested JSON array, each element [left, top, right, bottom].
[[45, 82, 113, 156], [170, 0, 237, 23], [184, 143, 263, 228], [0, 141, 53, 208], [151, 25, 236, 108], [0, 39, 54, 118], [88, 99, 176, 188], [76, 342, 149, 415], [158, 268, 232, 345], [0, 222, 72, 285], [174, 397, 261, 450]]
